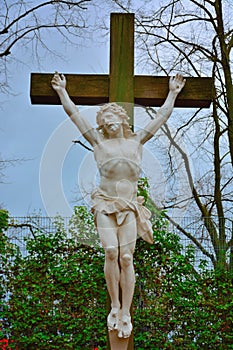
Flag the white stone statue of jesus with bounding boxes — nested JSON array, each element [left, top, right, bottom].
[[51, 73, 185, 338]]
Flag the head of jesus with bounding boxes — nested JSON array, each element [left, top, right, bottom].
[[96, 103, 134, 138]]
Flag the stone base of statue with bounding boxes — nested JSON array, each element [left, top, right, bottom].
[[109, 330, 129, 350]]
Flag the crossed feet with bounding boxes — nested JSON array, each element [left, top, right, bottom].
[[107, 308, 132, 338]]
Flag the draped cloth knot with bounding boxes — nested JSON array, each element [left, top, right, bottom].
[[91, 189, 154, 244]]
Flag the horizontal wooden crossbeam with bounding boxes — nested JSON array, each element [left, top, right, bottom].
[[30, 73, 213, 108]]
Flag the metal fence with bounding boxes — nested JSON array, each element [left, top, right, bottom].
[[5, 216, 233, 269], [6, 216, 70, 256]]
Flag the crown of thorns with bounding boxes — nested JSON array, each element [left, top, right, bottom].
[[96, 103, 129, 127]]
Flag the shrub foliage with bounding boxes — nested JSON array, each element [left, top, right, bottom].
[[0, 208, 233, 349]]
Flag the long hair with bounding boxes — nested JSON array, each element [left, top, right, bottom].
[[96, 103, 135, 138]]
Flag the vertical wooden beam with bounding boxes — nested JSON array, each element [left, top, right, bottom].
[[109, 13, 134, 128], [107, 13, 134, 350]]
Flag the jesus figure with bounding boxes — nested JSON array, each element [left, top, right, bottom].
[[51, 72, 185, 338]]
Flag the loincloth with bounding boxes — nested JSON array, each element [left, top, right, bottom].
[[91, 189, 153, 244]]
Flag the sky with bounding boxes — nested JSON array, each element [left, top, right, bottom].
[[0, 3, 110, 216], [0, 0, 195, 219]]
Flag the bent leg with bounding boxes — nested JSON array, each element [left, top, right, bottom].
[[118, 211, 137, 338], [96, 212, 120, 330]]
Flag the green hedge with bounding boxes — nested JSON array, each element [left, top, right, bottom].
[[0, 209, 233, 349]]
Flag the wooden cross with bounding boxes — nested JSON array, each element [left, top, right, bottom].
[[30, 13, 213, 111], [30, 13, 213, 350]]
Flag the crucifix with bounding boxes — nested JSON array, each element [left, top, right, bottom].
[[30, 13, 213, 350]]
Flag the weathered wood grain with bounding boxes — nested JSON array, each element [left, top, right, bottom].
[[31, 73, 213, 108]]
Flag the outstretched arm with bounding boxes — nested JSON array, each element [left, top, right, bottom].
[[51, 73, 99, 146], [136, 74, 186, 144]]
